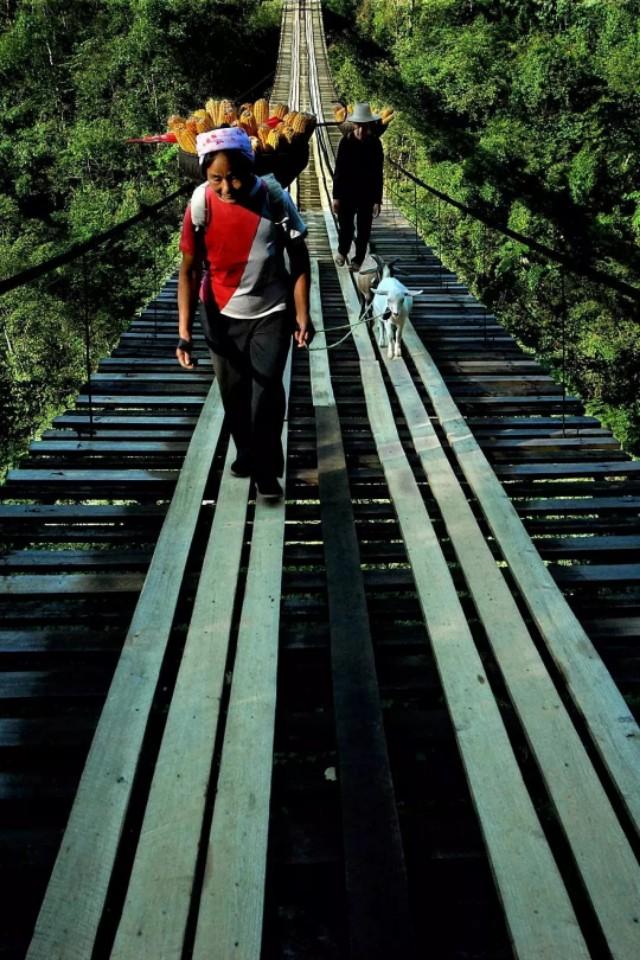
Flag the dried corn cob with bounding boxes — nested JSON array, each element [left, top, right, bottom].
[[191, 109, 212, 133], [333, 104, 347, 123], [222, 100, 237, 125], [238, 109, 257, 136], [205, 99, 218, 126], [257, 123, 271, 148], [253, 98, 269, 124], [175, 128, 197, 153], [292, 112, 309, 134], [282, 111, 298, 127], [267, 128, 285, 150], [269, 102, 288, 120], [250, 136, 261, 153], [185, 117, 199, 135], [381, 108, 395, 125], [281, 125, 296, 144], [167, 114, 186, 132]]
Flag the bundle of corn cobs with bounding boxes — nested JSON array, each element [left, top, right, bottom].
[[168, 97, 316, 156], [333, 103, 395, 133]]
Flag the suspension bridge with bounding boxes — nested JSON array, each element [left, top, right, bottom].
[[2, 2, 640, 958]]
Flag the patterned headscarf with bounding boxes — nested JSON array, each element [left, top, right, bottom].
[[196, 127, 254, 164]]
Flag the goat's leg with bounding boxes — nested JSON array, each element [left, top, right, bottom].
[[387, 323, 395, 359], [394, 326, 403, 359]]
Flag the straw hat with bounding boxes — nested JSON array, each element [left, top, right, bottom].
[[346, 102, 380, 124]]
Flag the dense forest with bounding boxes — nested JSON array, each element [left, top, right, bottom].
[[325, 0, 640, 453], [2, 1, 639, 477], [0, 0, 281, 477]]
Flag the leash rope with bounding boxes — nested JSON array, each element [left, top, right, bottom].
[[308, 303, 386, 352]]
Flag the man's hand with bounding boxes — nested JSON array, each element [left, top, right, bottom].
[[176, 338, 197, 369], [372, 203, 381, 218], [294, 315, 315, 349], [332, 199, 340, 214]]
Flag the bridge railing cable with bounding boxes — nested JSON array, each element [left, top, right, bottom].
[[0, 182, 190, 441], [385, 157, 640, 305]]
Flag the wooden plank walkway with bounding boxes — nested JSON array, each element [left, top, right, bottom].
[[1, 2, 639, 958]]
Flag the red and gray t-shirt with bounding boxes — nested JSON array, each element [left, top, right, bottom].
[[179, 177, 307, 319]]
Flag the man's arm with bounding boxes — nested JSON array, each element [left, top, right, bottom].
[[287, 241, 314, 348], [332, 136, 347, 212], [176, 250, 201, 369], [371, 137, 384, 218]]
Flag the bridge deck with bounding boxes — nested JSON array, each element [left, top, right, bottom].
[[1, 2, 639, 959]]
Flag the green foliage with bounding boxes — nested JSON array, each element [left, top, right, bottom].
[[0, 0, 282, 478], [327, 0, 640, 454]]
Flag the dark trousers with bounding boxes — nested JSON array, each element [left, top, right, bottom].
[[337, 199, 374, 264], [200, 303, 291, 479]]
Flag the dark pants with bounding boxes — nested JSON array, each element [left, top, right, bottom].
[[337, 199, 374, 264], [200, 303, 291, 480]]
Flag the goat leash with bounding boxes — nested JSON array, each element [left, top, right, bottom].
[[307, 303, 385, 352]]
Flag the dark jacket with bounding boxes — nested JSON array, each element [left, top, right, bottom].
[[332, 132, 384, 205]]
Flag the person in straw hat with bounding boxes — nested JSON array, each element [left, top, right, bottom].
[[176, 126, 313, 500], [332, 102, 384, 271]]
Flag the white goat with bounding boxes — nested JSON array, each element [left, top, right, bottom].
[[372, 277, 423, 359]]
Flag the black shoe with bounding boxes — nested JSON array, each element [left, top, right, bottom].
[[255, 476, 283, 500], [230, 453, 252, 478]]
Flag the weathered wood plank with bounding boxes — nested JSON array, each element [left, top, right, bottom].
[[111, 445, 250, 960], [191, 350, 292, 960], [495, 460, 640, 478], [0, 573, 145, 595], [26, 380, 225, 960], [0, 551, 151, 573], [382, 344, 640, 960], [309, 260, 413, 958], [552, 563, 640, 584], [402, 321, 640, 835]]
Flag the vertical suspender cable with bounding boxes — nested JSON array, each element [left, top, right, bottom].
[[81, 252, 95, 437], [561, 269, 567, 437]]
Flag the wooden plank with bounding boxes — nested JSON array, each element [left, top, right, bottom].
[[495, 460, 640, 478], [483, 437, 620, 450], [0, 505, 166, 521], [26, 380, 225, 960], [73, 395, 205, 406], [316, 152, 590, 960], [4, 469, 176, 484], [402, 321, 640, 834], [191, 350, 292, 960], [537, 536, 640, 558], [309, 260, 413, 958], [381, 347, 640, 960], [90, 373, 211, 383], [0, 627, 122, 654], [552, 563, 640, 585], [53, 416, 198, 429], [29, 441, 189, 455], [0, 573, 145, 595], [111, 445, 250, 959], [467, 417, 601, 428], [0, 551, 150, 572], [0, 670, 110, 701]]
